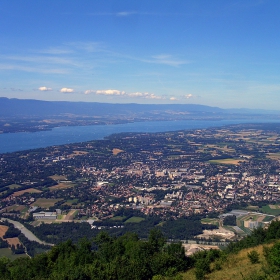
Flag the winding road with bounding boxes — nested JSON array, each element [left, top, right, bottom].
[[1, 218, 54, 246]]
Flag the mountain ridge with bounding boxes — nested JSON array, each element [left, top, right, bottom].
[[0, 97, 279, 118]]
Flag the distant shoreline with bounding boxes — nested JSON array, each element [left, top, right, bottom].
[[1, 119, 280, 154]]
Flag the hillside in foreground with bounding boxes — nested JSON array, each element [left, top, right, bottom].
[[182, 243, 275, 280], [1, 221, 280, 280], [181, 220, 280, 280]]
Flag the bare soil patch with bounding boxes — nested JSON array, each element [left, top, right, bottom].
[[65, 210, 78, 220], [0, 225, 8, 238], [6, 237, 21, 247], [49, 182, 75, 191], [257, 216, 266, 222], [31, 198, 61, 209], [13, 188, 42, 197], [112, 148, 124, 155], [209, 158, 246, 165], [269, 205, 279, 209], [267, 153, 280, 160], [5, 205, 26, 212], [0, 226, 21, 247]]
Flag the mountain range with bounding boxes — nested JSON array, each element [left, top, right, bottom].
[[0, 97, 279, 118]]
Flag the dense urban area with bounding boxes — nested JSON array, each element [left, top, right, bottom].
[[1, 122, 280, 260]]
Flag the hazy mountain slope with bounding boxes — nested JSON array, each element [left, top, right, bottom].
[[0, 97, 225, 117]]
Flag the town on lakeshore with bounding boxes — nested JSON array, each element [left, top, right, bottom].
[[1, 122, 280, 257]]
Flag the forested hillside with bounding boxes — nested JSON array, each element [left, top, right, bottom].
[[1, 221, 280, 280]]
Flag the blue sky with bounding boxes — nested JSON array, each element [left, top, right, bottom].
[[1, 0, 280, 109]]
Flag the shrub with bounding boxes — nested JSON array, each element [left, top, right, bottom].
[[247, 250, 260, 264]]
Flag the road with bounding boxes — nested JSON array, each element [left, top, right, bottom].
[[1, 218, 54, 246]]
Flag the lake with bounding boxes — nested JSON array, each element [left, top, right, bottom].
[[1, 119, 280, 153]]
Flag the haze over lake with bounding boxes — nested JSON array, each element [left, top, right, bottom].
[[1, 119, 280, 154]]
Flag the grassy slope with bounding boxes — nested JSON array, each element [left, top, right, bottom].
[[182, 243, 274, 280]]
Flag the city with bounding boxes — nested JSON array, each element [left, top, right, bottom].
[[1, 123, 280, 242]]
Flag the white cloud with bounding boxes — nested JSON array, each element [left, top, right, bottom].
[[145, 93, 164, 99], [127, 92, 145, 97], [60, 87, 74, 93], [170, 97, 177, 101], [185, 94, 193, 99], [96, 89, 125, 95], [127, 92, 164, 99], [38, 86, 52, 91], [85, 89, 164, 99]]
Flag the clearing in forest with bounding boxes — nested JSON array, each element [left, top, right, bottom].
[[13, 188, 42, 197], [209, 158, 245, 165], [266, 152, 280, 160], [112, 148, 124, 155], [68, 151, 89, 157], [65, 210, 78, 220], [31, 198, 61, 209], [0, 225, 8, 238], [49, 175, 67, 181], [49, 182, 75, 191]]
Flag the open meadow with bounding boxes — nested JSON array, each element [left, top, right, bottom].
[[0, 248, 26, 261], [13, 188, 42, 197], [209, 158, 245, 165], [49, 182, 75, 191], [31, 198, 61, 209]]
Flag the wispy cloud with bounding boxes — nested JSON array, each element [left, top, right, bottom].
[[38, 47, 73, 55], [104, 51, 189, 67], [88, 11, 194, 17], [10, 87, 23, 91], [67, 42, 104, 53], [149, 55, 188, 67], [3, 55, 78, 66], [0, 63, 69, 74], [112, 52, 189, 67], [116, 11, 137, 17], [88, 11, 138, 17]]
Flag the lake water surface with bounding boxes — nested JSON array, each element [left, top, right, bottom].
[[1, 119, 280, 153]]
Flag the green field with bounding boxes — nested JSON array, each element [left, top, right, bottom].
[[239, 226, 252, 235], [262, 215, 275, 222], [0, 248, 26, 260], [261, 205, 280, 215], [246, 205, 259, 211], [110, 216, 127, 222], [124, 216, 145, 223], [7, 184, 22, 190], [201, 218, 219, 226], [63, 199, 79, 205]]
